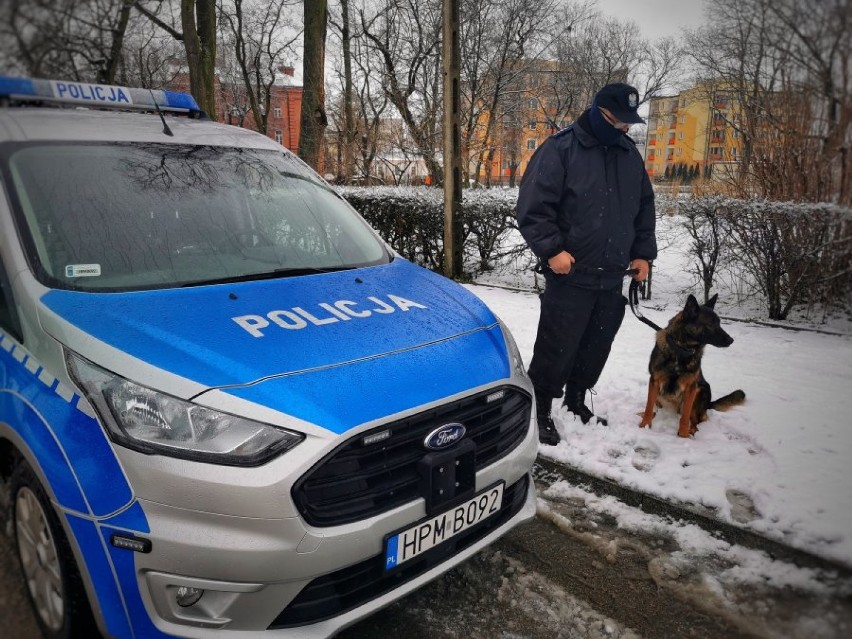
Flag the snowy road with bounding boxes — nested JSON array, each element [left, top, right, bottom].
[[340, 465, 852, 639], [5, 465, 848, 639]]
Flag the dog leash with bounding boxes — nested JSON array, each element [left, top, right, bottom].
[[627, 273, 663, 332], [536, 259, 663, 331]]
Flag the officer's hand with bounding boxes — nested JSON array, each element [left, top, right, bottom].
[[631, 259, 650, 282], [548, 251, 575, 275]]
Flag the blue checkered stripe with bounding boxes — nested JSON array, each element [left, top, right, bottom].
[[0, 327, 171, 639]]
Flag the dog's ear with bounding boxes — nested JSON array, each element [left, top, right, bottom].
[[706, 294, 718, 309], [684, 294, 700, 319]]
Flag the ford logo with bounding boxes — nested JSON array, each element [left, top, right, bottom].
[[424, 423, 466, 450]]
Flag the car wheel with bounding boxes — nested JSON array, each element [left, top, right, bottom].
[[10, 460, 98, 639]]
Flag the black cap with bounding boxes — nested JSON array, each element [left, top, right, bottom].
[[593, 83, 644, 124]]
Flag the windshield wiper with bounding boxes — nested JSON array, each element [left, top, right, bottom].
[[181, 265, 353, 287]]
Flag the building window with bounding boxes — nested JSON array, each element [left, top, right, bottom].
[[274, 130, 283, 144], [529, 98, 537, 109], [679, 115, 685, 124], [274, 106, 281, 118], [528, 119, 537, 130], [677, 147, 682, 156], [526, 139, 537, 150], [678, 131, 684, 139]]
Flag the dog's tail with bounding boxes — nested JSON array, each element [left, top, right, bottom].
[[709, 390, 746, 411]]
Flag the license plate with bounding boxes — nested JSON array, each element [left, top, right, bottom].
[[384, 482, 504, 570]]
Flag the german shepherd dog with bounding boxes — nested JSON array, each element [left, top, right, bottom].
[[639, 294, 745, 437]]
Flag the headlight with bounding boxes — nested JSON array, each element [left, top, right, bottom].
[[498, 319, 527, 378], [66, 352, 304, 466]]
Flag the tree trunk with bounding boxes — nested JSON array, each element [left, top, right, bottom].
[[180, 0, 217, 117], [100, 0, 134, 84], [341, 0, 355, 182], [299, 0, 328, 169]]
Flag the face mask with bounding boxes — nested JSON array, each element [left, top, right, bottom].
[[588, 100, 624, 145]]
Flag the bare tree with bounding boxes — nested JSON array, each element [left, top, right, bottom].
[[0, 0, 143, 82], [328, 0, 357, 182], [460, 0, 566, 186], [360, 0, 444, 184], [218, 0, 301, 135], [546, 10, 683, 116], [352, 32, 391, 182], [687, 0, 851, 204], [133, 0, 217, 115], [121, 21, 184, 88], [459, 1, 682, 186], [299, 0, 328, 168]]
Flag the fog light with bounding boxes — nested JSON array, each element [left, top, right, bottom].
[[175, 586, 204, 608]]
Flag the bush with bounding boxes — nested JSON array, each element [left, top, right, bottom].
[[338, 186, 851, 321], [338, 186, 517, 275], [676, 196, 852, 320]]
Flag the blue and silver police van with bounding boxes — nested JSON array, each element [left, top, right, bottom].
[[0, 76, 537, 638]]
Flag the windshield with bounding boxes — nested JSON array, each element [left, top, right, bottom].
[[6, 143, 389, 291]]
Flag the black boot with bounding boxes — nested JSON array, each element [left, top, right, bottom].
[[537, 411, 560, 445], [562, 386, 608, 426], [535, 393, 561, 445]]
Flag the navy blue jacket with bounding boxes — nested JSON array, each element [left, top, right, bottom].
[[516, 115, 657, 289]]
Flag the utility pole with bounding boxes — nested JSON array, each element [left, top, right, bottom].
[[442, 0, 463, 279]]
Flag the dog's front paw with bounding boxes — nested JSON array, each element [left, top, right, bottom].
[[638, 414, 654, 429]]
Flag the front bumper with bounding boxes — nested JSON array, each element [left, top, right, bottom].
[[132, 475, 534, 638], [109, 400, 538, 637]]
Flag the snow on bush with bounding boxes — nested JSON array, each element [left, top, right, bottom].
[[338, 186, 851, 320]]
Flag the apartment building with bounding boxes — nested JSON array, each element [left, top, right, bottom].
[[645, 83, 743, 180]]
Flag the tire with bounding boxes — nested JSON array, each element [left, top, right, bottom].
[[10, 460, 99, 639]]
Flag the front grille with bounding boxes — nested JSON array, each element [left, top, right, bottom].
[[270, 474, 529, 629], [292, 386, 532, 527]]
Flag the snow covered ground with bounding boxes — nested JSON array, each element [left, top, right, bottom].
[[465, 215, 852, 569]]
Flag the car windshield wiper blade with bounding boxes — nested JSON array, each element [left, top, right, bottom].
[[181, 266, 353, 287]]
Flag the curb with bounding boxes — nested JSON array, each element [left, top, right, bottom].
[[533, 456, 852, 578]]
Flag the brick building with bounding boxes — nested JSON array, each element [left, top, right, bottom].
[[167, 65, 303, 153]]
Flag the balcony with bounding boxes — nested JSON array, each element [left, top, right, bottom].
[[648, 140, 656, 146], [667, 138, 676, 145]]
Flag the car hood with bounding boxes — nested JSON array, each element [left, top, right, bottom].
[[39, 260, 512, 432]]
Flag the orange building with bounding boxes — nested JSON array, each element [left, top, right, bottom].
[[470, 61, 615, 186], [645, 84, 743, 181]]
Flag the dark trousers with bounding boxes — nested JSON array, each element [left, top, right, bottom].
[[528, 277, 627, 401]]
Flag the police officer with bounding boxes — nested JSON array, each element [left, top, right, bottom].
[[516, 83, 657, 445]]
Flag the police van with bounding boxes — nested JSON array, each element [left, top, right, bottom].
[[0, 76, 537, 638]]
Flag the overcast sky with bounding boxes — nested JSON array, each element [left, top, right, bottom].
[[597, 0, 707, 40]]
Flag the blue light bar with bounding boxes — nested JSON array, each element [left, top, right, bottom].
[[0, 75, 202, 115]]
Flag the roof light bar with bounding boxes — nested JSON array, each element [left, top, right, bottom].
[[0, 76, 202, 115]]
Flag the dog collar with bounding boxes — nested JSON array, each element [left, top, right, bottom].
[[666, 334, 697, 359]]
